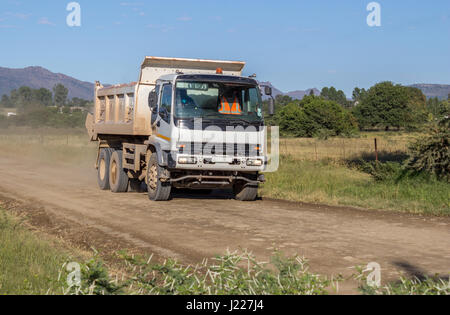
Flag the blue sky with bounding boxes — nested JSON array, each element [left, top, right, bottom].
[[0, 0, 449, 96]]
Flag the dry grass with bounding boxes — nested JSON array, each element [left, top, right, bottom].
[[0, 127, 96, 167], [276, 132, 419, 162]]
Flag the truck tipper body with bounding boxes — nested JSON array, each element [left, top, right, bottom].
[[86, 56, 274, 201]]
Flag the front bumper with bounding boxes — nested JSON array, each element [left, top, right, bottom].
[[168, 152, 266, 172]]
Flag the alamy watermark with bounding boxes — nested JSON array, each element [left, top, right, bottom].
[[367, 2, 381, 27], [66, 2, 81, 27], [174, 118, 280, 173], [66, 261, 81, 288], [364, 262, 382, 287]]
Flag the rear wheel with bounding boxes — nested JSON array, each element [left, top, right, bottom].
[[109, 150, 129, 193], [233, 181, 258, 201], [147, 154, 171, 201], [97, 148, 112, 190]]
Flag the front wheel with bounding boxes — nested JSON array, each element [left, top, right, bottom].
[[233, 181, 258, 201], [147, 154, 171, 201]]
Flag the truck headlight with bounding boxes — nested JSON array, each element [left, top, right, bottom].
[[178, 157, 197, 165], [247, 159, 263, 166]]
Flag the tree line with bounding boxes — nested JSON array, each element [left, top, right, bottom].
[[0, 84, 92, 128], [267, 81, 449, 138], [0, 84, 91, 110]]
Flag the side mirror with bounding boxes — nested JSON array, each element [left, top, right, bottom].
[[264, 86, 272, 96], [268, 98, 275, 116], [149, 90, 158, 125]]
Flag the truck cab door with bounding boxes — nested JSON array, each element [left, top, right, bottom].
[[155, 83, 173, 146]]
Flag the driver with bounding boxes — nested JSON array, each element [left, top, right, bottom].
[[176, 89, 196, 108]]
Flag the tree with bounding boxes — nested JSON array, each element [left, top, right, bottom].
[[68, 97, 90, 107], [275, 94, 294, 107], [0, 95, 13, 108], [320, 86, 350, 108], [275, 102, 308, 137], [53, 84, 68, 107], [33, 88, 53, 107], [353, 81, 426, 130], [300, 96, 358, 137], [275, 96, 358, 137], [15, 86, 35, 112], [352, 87, 368, 103]]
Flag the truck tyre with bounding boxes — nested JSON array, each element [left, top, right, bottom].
[[233, 182, 258, 201], [147, 154, 171, 201], [97, 148, 112, 190], [109, 150, 129, 193]]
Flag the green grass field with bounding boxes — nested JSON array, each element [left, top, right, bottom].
[[0, 209, 70, 294], [261, 156, 449, 216]]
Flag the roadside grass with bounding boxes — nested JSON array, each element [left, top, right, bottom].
[[261, 155, 450, 216], [0, 209, 69, 294]]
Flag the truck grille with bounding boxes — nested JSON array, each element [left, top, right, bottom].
[[179, 143, 260, 157]]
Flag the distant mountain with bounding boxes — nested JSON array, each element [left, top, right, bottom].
[[259, 81, 319, 100], [258, 81, 284, 99], [1, 66, 447, 103], [0, 66, 94, 100], [286, 88, 320, 99], [409, 84, 450, 100]]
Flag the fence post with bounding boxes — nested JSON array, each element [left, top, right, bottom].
[[374, 138, 378, 163]]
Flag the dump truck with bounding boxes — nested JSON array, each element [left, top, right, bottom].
[[86, 56, 275, 201]]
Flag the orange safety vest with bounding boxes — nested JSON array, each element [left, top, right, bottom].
[[219, 96, 242, 115]]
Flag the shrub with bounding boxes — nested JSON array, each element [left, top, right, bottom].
[[119, 250, 337, 295], [355, 267, 450, 295], [275, 96, 358, 138], [404, 117, 450, 182], [356, 160, 403, 182]]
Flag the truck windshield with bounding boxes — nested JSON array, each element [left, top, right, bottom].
[[175, 81, 263, 122]]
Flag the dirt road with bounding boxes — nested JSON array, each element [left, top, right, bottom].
[[0, 155, 449, 291]]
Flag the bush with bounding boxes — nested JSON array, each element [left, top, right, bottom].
[[276, 103, 309, 137], [0, 114, 8, 128], [356, 160, 403, 182], [275, 96, 358, 138], [404, 117, 450, 182], [355, 267, 450, 295], [7, 107, 87, 129], [119, 250, 336, 295]]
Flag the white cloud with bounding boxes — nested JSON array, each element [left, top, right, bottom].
[[177, 16, 192, 22], [0, 24, 17, 29], [120, 2, 143, 6], [6, 12, 31, 19], [147, 24, 174, 32], [38, 17, 55, 26]]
